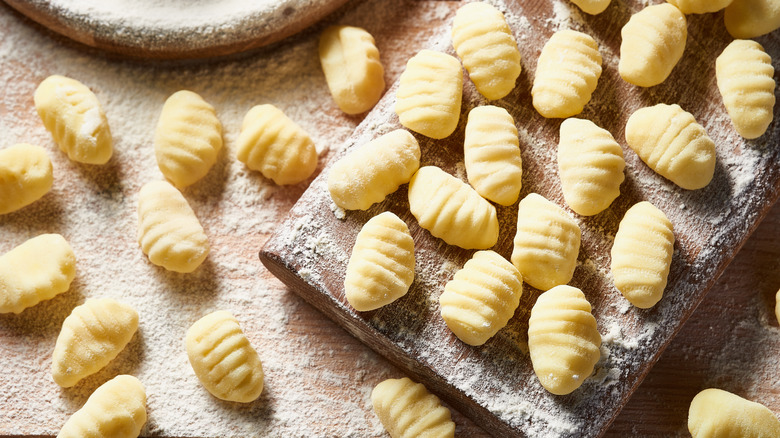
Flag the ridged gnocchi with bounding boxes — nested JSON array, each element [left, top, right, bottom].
[[439, 250, 523, 346], [154, 90, 223, 188], [328, 129, 420, 210], [532, 29, 602, 118], [463, 105, 523, 206], [0, 143, 53, 215], [511, 193, 581, 291], [52, 298, 139, 388], [619, 4, 687, 87], [137, 180, 209, 273], [371, 377, 455, 438], [725, 0, 780, 38], [611, 202, 675, 309], [408, 166, 498, 250], [688, 388, 780, 438], [57, 374, 146, 438], [451, 1, 522, 100], [557, 118, 625, 216], [395, 50, 463, 139], [625, 103, 716, 190], [236, 104, 318, 185], [34, 75, 112, 165], [528, 285, 601, 395], [716, 39, 776, 139], [570, 0, 611, 14], [0, 234, 76, 314], [185, 310, 264, 403], [319, 25, 385, 114], [344, 212, 415, 312], [667, 0, 733, 14]]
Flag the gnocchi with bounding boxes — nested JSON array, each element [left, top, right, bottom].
[[557, 118, 625, 216], [154, 90, 223, 188], [451, 1, 522, 100], [395, 50, 463, 139], [185, 310, 264, 403], [511, 193, 581, 291], [528, 285, 601, 395], [667, 0, 733, 14], [619, 4, 687, 87], [371, 377, 455, 438], [0, 143, 53, 215], [136, 180, 209, 273], [236, 104, 318, 185], [532, 29, 602, 118], [716, 39, 776, 139], [328, 129, 420, 210], [688, 388, 780, 437], [625, 103, 716, 190], [725, 0, 780, 38], [439, 250, 523, 346], [52, 298, 139, 388], [34, 75, 113, 165], [319, 25, 385, 114], [776, 288, 780, 325], [0, 234, 76, 314], [463, 105, 523, 206], [408, 166, 498, 250], [570, 0, 611, 14]]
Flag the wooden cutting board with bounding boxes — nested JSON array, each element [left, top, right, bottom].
[[260, 1, 780, 436]]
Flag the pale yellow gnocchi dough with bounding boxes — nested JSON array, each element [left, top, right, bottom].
[[625, 103, 716, 190], [328, 129, 420, 210], [532, 29, 602, 118], [451, 1, 522, 100], [408, 166, 498, 250], [439, 250, 523, 346], [185, 310, 264, 403], [57, 374, 146, 438], [52, 298, 139, 387], [0, 234, 76, 314], [511, 193, 581, 291], [395, 50, 463, 139], [725, 0, 780, 38], [611, 202, 674, 309], [570, 0, 611, 14], [371, 377, 455, 438], [236, 104, 318, 185], [0, 143, 53, 215], [319, 25, 385, 114], [136, 180, 209, 273], [667, 0, 733, 14], [154, 90, 223, 188], [619, 4, 687, 87], [34, 75, 112, 165], [688, 388, 780, 438], [716, 39, 776, 139], [528, 285, 601, 395]]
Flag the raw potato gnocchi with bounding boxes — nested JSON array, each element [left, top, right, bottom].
[[408, 166, 498, 250], [154, 90, 223, 188], [0, 234, 76, 314], [236, 104, 318, 185], [319, 25, 385, 114], [688, 388, 780, 437], [619, 3, 687, 87], [52, 298, 139, 387], [137, 180, 209, 273], [511, 193, 581, 291], [725, 0, 780, 38], [463, 105, 523, 206], [371, 377, 455, 438], [328, 129, 420, 210], [0, 143, 53, 215], [625, 103, 716, 190], [451, 1, 522, 100], [667, 0, 733, 14], [186, 310, 264, 403], [716, 40, 776, 139], [570, 0, 611, 14], [57, 374, 146, 438], [532, 29, 602, 119], [395, 50, 463, 139], [439, 250, 523, 346], [34, 75, 112, 165], [528, 285, 601, 395], [344, 212, 415, 312]]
